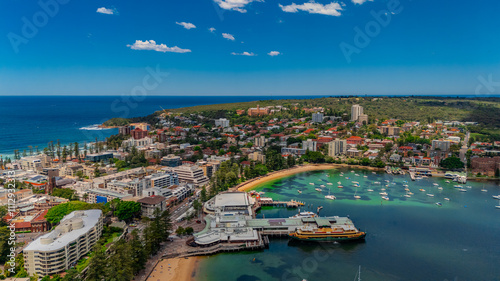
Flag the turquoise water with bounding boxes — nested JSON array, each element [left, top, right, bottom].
[[196, 168, 500, 281]]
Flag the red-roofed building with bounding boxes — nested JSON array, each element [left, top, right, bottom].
[[346, 136, 364, 146]]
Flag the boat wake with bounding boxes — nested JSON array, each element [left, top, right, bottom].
[[79, 124, 111, 130]]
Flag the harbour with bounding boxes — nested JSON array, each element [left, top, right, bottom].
[[194, 168, 500, 281]]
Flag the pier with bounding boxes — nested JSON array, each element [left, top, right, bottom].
[[257, 198, 305, 208]]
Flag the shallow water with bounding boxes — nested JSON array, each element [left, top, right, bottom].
[[196, 168, 500, 281]]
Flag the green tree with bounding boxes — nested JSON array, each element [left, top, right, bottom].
[[86, 243, 107, 281], [440, 156, 465, 170], [114, 201, 141, 222]]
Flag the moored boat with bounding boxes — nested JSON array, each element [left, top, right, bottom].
[[288, 217, 366, 242]]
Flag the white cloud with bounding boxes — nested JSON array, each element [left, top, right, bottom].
[[351, 0, 373, 4], [176, 22, 196, 30], [231, 51, 256, 56], [279, 1, 343, 16], [268, 51, 281, 56], [209, 27, 216, 33], [222, 33, 235, 41], [127, 40, 191, 53], [213, 0, 263, 13], [96, 7, 117, 15]]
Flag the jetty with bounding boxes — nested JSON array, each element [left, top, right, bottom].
[[257, 198, 305, 208]]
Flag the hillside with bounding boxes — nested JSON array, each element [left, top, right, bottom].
[[167, 96, 500, 126]]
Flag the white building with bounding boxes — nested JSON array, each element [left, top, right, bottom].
[[172, 165, 209, 187], [351, 104, 364, 121], [215, 118, 230, 128], [302, 139, 317, 152], [121, 137, 154, 148], [24, 210, 103, 276]]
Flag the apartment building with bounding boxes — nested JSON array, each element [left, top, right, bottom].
[[351, 104, 363, 121], [302, 139, 317, 152], [328, 139, 347, 157], [24, 210, 103, 276], [312, 112, 324, 123], [172, 165, 209, 187], [215, 118, 230, 128]]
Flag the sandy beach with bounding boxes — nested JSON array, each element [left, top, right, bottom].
[[146, 257, 199, 281], [235, 164, 384, 192]]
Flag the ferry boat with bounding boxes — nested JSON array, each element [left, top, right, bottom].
[[288, 219, 366, 242]]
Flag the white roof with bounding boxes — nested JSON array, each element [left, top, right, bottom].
[[214, 192, 249, 207], [24, 209, 102, 252]]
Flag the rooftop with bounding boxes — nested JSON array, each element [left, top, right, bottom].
[[24, 209, 102, 252]]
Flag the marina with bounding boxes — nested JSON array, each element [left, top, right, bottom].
[[197, 168, 500, 281]]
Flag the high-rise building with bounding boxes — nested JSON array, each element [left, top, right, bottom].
[[328, 139, 347, 157], [351, 104, 364, 121], [312, 112, 324, 123]]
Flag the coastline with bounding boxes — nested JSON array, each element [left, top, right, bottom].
[[146, 257, 199, 281], [235, 164, 384, 192]]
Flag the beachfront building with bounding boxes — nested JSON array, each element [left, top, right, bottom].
[[248, 151, 266, 163], [23, 210, 103, 276], [328, 139, 347, 156], [302, 139, 317, 152]]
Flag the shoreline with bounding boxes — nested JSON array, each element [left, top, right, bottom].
[[235, 164, 384, 192], [146, 257, 199, 281]]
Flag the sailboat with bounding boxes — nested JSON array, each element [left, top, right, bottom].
[[496, 200, 500, 209], [354, 186, 361, 199], [325, 188, 336, 200], [481, 184, 487, 192]]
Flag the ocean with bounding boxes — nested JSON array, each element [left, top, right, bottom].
[[0, 95, 310, 158], [196, 169, 500, 281]]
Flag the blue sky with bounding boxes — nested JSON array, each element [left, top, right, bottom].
[[1, 0, 500, 96]]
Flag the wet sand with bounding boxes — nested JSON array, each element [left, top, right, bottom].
[[236, 164, 384, 192], [147, 257, 199, 281]]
